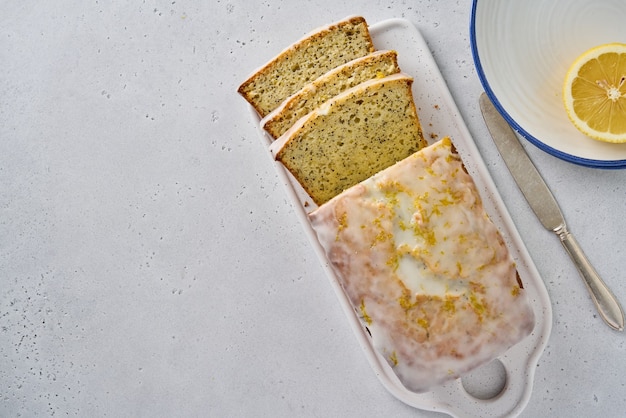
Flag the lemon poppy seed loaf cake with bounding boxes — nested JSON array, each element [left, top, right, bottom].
[[261, 50, 401, 139], [309, 138, 535, 392], [270, 73, 427, 205], [238, 16, 375, 118]]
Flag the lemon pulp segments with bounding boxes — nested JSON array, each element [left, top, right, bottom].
[[563, 43, 626, 143]]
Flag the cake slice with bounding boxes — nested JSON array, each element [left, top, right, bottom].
[[308, 138, 535, 392], [270, 73, 426, 205], [261, 50, 401, 139], [238, 16, 375, 118]]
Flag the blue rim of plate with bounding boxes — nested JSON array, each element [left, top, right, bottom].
[[469, 0, 626, 169]]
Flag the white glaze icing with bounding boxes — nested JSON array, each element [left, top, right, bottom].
[[309, 138, 535, 392]]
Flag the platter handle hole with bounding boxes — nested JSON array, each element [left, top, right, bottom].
[[460, 358, 507, 400]]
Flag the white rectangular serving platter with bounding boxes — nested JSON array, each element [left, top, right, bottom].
[[250, 18, 553, 418]]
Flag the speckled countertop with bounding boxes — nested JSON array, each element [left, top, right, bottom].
[[2, 1, 625, 417]]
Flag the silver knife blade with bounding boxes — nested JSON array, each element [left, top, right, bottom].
[[479, 94, 564, 231], [479, 92, 624, 331]]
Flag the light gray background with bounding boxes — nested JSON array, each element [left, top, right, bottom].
[[2, 1, 625, 417]]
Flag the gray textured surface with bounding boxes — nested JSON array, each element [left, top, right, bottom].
[[2, 1, 625, 417]]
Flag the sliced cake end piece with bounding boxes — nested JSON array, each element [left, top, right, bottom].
[[309, 138, 535, 392]]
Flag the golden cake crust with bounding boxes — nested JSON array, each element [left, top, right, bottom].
[[238, 16, 375, 118]]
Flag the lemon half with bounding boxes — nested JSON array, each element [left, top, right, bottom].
[[563, 43, 626, 143]]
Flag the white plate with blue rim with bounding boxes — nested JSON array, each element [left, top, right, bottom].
[[471, 0, 626, 168]]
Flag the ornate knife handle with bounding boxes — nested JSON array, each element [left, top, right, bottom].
[[555, 224, 624, 331]]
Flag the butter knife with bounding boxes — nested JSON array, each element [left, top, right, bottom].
[[479, 92, 624, 331]]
